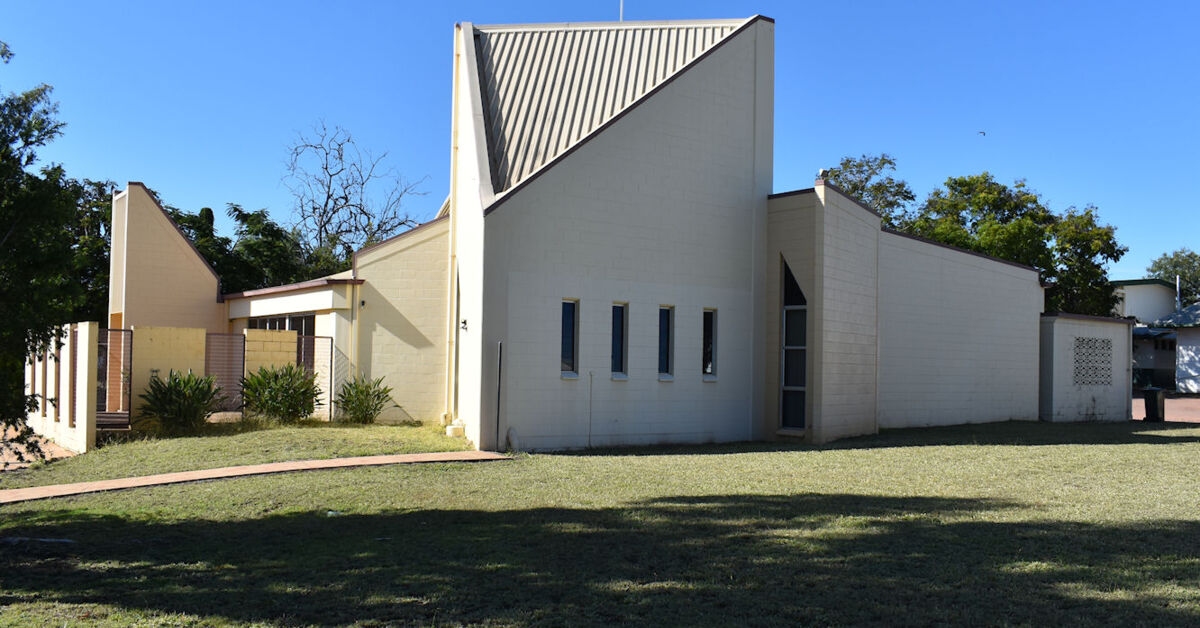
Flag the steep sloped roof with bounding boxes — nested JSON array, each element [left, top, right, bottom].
[[473, 18, 748, 193]]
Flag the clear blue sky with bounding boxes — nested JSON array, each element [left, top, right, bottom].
[[4, 0, 1196, 279]]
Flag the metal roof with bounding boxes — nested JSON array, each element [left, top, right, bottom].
[[473, 18, 747, 192], [1154, 303, 1200, 328]]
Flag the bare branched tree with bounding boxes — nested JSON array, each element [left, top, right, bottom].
[[284, 121, 425, 254]]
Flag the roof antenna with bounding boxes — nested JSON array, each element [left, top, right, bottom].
[[620, 0, 624, 21]]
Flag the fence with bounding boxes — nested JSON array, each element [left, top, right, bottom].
[[24, 322, 99, 453], [206, 333, 245, 412], [96, 328, 133, 430], [298, 335, 334, 420]]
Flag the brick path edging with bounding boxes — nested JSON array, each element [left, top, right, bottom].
[[0, 450, 510, 505]]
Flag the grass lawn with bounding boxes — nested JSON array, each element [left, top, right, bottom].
[[3, 421, 1200, 626], [0, 421, 470, 490]]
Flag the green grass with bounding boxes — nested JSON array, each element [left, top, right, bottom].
[[4, 421, 1200, 626], [0, 421, 470, 490]]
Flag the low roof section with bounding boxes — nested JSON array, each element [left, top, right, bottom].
[[224, 276, 363, 320]]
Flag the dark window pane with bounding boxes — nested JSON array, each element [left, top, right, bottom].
[[561, 302, 576, 372], [611, 305, 625, 373], [785, 309, 806, 347], [703, 310, 715, 375], [658, 308, 671, 374], [784, 349, 805, 387], [784, 263, 806, 306], [782, 390, 806, 428]]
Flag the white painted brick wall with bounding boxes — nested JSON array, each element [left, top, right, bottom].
[[1039, 315, 1132, 421], [877, 232, 1042, 427], [480, 22, 773, 450], [1178, 328, 1200, 393]]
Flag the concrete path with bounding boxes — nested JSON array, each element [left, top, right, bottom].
[[0, 450, 509, 505], [1131, 394, 1200, 423], [1, 428, 75, 470]]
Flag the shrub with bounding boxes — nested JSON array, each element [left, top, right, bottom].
[[335, 375, 396, 424], [136, 370, 224, 435], [241, 364, 322, 424]]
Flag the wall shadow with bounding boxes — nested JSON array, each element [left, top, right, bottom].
[[4, 493, 1200, 625], [560, 420, 1200, 458]]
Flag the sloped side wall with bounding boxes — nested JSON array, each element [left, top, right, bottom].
[[877, 232, 1042, 428]]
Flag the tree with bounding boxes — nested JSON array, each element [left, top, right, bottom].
[[0, 42, 83, 464], [822, 153, 915, 227], [68, 178, 118, 322], [1147, 248, 1200, 307], [908, 173, 1126, 316], [285, 121, 424, 259]]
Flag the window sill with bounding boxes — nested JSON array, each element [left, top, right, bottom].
[[611, 373, 628, 382], [703, 374, 718, 383], [776, 428, 806, 438], [657, 374, 674, 382], [561, 371, 579, 380]]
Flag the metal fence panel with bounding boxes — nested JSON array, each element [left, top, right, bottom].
[[96, 328, 132, 430], [205, 333, 246, 413]]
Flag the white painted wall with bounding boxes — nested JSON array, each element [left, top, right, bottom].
[[763, 191, 817, 439], [24, 323, 98, 453], [1116, 283, 1176, 324], [477, 20, 773, 450], [226, 286, 350, 319], [877, 231, 1042, 427], [811, 185, 879, 442], [1038, 315, 1132, 422], [449, 22, 497, 447], [1177, 328, 1200, 393]]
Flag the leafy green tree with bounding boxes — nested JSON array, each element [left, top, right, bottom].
[[0, 42, 83, 464], [823, 153, 915, 227], [68, 178, 118, 322], [908, 173, 1125, 315], [1147, 248, 1200, 307]]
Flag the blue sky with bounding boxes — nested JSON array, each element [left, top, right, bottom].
[[3, 0, 1196, 279]]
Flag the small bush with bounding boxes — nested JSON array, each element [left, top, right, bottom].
[[136, 370, 224, 435], [335, 376, 396, 424], [241, 364, 322, 424]]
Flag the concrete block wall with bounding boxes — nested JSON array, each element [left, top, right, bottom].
[[811, 186, 880, 442], [355, 217, 450, 424], [129, 326, 208, 415], [112, 183, 226, 333], [876, 231, 1042, 427], [243, 328, 297, 374], [24, 323, 98, 453], [480, 20, 772, 450], [1039, 315, 1132, 422], [764, 191, 818, 439]]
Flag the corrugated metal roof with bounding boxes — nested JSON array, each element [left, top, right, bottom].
[[473, 19, 746, 193], [1155, 303, 1200, 328]]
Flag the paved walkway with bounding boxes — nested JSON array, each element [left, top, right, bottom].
[[0, 450, 509, 505], [1, 428, 75, 470], [1131, 394, 1200, 423]]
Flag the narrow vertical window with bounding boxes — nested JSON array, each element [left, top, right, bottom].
[[611, 304, 627, 375], [781, 263, 807, 429], [561, 300, 578, 374], [703, 309, 717, 377], [658, 306, 674, 377]]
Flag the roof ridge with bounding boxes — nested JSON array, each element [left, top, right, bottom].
[[474, 17, 752, 32]]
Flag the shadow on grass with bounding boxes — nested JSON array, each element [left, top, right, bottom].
[[3, 493, 1199, 625], [565, 420, 1200, 458]]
